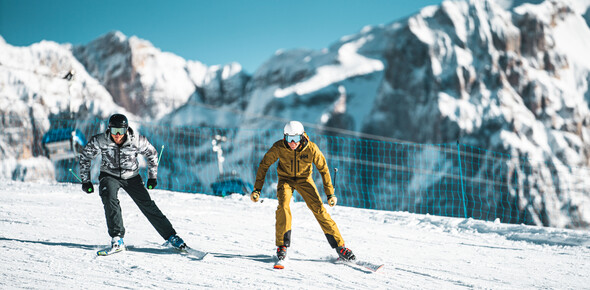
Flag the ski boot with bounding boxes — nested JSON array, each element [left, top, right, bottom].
[[168, 234, 187, 250], [96, 236, 125, 256], [111, 236, 125, 251], [276, 245, 287, 261], [336, 245, 356, 261], [274, 245, 288, 269]]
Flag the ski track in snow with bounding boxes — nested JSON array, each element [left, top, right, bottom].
[[0, 180, 589, 289]]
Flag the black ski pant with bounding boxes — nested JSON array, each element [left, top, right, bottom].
[[98, 173, 176, 241]]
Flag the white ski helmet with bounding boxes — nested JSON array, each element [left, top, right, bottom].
[[284, 121, 305, 136]]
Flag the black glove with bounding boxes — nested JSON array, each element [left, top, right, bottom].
[[147, 178, 157, 189], [82, 182, 94, 194]]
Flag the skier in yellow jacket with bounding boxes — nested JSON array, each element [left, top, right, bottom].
[[251, 121, 355, 262]]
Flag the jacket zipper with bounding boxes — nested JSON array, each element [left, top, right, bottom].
[[293, 150, 297, 178], [117, 146, 122, 178]]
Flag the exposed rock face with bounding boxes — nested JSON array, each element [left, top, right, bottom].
[[73, 31, 250, 120], [3, 0, 590, 228], [0, 36, 118, 170], [232, 0, 590, 228]]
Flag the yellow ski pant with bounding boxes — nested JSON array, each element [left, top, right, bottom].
[[275, 177, 344, 248]]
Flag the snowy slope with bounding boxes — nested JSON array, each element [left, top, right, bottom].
[[1, 180, 589, 289]]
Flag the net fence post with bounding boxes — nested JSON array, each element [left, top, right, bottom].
[[457, 141, 468, 219]]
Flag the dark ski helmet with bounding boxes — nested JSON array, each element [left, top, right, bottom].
[[108, 114, 128, 128]]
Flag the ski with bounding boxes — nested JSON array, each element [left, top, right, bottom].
[[353, 260, 384, 272], [163, 242, 209, 260], [96, 246, 125, 256], [273, 258, 286, 269], [337, 258, 384, 272], [181, 246, 209, 260]]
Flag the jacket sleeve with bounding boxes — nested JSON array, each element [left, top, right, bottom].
[[79, 135, 101, 183], [137, 135, 159, 179], [254, 144, 280, 191], [312, 144, 334, 196]]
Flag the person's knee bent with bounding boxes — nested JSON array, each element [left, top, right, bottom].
[[306, 200, 326, 215]]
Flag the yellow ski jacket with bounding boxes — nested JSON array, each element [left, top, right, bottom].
[[254, 133, 334, 196]]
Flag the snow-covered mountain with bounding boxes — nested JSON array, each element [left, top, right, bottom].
[[219, 0, 590, 229], [2, 0, 590, 229], [73, 31, 250, 121], [0, 35, 130, 181]]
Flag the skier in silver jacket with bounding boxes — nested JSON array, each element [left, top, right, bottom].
[[79, 113, 187, 252], [79, 118, 158, 183]]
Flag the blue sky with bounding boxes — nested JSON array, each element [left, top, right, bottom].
[[0, 0, 442, 73]]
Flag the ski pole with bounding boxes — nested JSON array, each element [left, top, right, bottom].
[[329, 167, 338, 206], [147, 145, 165, 189], [157, 145, 165, 165], [260, 186, 266, 203], [69, 168, 82, 182]]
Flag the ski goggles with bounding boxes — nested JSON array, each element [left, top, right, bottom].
[[284, 134, 302, 143], [109, 127, 127, 135]]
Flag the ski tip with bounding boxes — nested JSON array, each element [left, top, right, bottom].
[[273, 259, 286, 269], [96, 247, 125, 256]]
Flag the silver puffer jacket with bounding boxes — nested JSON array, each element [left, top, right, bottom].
[[79, 127, 158, 183]]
